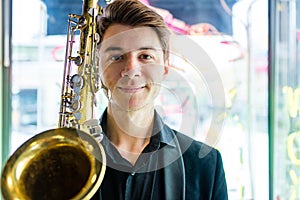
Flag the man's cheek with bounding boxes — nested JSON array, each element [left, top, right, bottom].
[[148, 70, 165, 83]]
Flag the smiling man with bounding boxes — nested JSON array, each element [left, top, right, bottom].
[[99, 25, 167, 112], [92, 0, 228, 199]]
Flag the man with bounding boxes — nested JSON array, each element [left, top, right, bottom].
[[92, 0, 228, 199]]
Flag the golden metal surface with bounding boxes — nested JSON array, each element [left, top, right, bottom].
[[1, 128, 106, 200]]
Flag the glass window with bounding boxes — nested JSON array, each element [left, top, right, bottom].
[[9, 0, 269, 199], [270, 0, 300, 199]]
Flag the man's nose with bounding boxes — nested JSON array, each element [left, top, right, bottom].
[[121, 54, 141, 78]]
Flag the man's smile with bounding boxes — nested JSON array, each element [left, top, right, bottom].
[[118, 85, 147, 93]]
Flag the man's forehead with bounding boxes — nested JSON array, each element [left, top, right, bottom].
[[99, 27, 162, 53]]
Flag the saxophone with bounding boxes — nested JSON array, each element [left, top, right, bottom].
[[0, 0, 106, 199]]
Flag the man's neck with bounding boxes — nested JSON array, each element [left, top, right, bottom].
[[106, 103, 155, 164]]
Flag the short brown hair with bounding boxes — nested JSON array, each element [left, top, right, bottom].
[[97, 0, 171, 60]]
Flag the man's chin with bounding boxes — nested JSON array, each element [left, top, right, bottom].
[[113, 101, 151, 112]]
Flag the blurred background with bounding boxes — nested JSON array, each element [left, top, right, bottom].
[[0, 0, 299, 199]]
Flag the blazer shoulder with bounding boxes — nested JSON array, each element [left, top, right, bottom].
[[174, 130, 222, 163]]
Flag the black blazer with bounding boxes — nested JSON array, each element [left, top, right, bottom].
[[175, 131, 228, 200]]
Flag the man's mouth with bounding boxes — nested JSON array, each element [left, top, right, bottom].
[[118, 86, 146, 93]]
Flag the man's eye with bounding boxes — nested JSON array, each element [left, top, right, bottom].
[[140, 54, 152, 60], [110, 55, 123, 61]]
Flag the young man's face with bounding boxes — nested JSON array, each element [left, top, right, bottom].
[[98, 24, 168, 111]]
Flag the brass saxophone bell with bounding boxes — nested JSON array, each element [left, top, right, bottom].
[[1, 128, 106, 200]]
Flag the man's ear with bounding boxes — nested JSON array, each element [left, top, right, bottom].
[[164, 58, 170, 76], [164, 66, 169, 76]]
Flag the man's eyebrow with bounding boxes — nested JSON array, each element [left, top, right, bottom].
[[138, 46, 160, 51], [103, 46, 160, 53], [103, 46, 122, 53]]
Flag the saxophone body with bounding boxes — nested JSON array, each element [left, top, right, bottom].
[[59, 0, 100, 130], [0, 0, 106, 199]]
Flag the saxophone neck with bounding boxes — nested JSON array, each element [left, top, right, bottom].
[[59, 0, 102, 129]]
